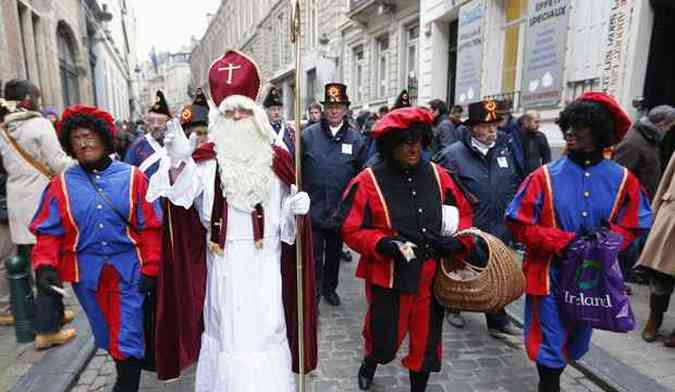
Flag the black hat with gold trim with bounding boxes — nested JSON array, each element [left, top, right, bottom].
[[320, 83, 350, 106], [180, 90, 209, 127], [464, 99, 502, 126], [193, 88, 208, 109], [392, 89, 411, 109], [149, 90, 171, 117], [263, 86, 283, 108]]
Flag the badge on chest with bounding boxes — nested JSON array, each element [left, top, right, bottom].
[[341, 143, 353, 155]]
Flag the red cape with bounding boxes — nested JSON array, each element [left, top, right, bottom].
[[154, 144, 317, 379], [154, 143, 214, 380]]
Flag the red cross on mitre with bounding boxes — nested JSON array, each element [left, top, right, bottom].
[[208, 49, 261, 107]]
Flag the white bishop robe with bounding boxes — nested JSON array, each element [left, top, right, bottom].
[[147, 146, 298, 392]]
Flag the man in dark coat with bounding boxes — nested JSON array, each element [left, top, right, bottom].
[[614, 105, 675, 199], [429, 99, 466, 154], [510, 110, 552, 180], [302, 83, 367, 306], [613, 105, 675, 283], [434, 99, 522, 337]]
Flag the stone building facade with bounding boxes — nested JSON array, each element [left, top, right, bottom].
[[419, 0, 674, 147], [0, 0, 139, 119], [191, 0, 673, 134], [137, 50, 192, 115], [190, 0, 351, 120]]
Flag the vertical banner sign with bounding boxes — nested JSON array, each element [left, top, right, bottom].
[[455, 0, 485, 105], [521, 0, 570, 108], [601, 0, 632, 98]]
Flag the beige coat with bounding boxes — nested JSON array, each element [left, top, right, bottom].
[[638, 152, 675, 276], [0, 111, 73, 244]]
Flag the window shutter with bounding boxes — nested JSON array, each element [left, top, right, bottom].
[[569, 0, 612, 82]]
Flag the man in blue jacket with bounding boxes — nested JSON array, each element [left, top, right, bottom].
[[302, 83, 367, 306], [434, 99, 522, 337]]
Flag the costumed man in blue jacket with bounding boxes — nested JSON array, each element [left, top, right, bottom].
[[302, 83, 367, 306], [263, 86, 296, 156], [434, 99, 522, 336], [125, 90, 170, 178]]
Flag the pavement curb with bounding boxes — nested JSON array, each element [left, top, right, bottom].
[[9, 312, 96, 392], [505, 299, 670, 392]]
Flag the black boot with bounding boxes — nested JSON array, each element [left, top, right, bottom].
[[358, 360, 377, 390], [113, 358, 143, 392], [536, 363, 563, 392], [409, 370, 430, 392]]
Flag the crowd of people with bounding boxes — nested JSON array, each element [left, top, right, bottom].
[[0, 46, 674, 392]]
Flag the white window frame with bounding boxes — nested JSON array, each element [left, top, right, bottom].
[[375, 34, 390, 99], [405, 24, 420, 85], [352, 44, 365, 102]]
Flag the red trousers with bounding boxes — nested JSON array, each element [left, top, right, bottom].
[[362, 259, 444, 372]]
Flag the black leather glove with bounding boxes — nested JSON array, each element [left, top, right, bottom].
[[35, 266, 62, 294], [138, 275, 157, 294], [376, 236, 411, 263], [429, 234, 465, 257]]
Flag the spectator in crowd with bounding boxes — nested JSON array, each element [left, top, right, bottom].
[[615, 105, 675, 199], [392, 89, 411, 110], [302, 83, 367, 307], [614, 105, 675, 287], [0, 160, 16, 326], [307, 101, 323, 127], [32, 105, 161, 391], [43, 107, 59, 129], [511, 110, 552, 180], [434, 99, 521, 337], [638, 150, 675, 347], [506, 93, 651, 392], [429, 99, 464, 153], [378, 105, 389, 119], [448, 105, 463, 127], [0, 79, 75, 347]]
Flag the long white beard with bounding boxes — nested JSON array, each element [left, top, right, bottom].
[[213, 116, 275, 212]]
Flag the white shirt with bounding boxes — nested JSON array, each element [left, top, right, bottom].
[[471, 137, 495, 156], [329, 122, 344, 137]]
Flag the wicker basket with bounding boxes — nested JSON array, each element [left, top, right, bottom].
[[433, 228, 525, 313]]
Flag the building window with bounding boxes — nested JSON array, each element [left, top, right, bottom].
[[57, 23, 80, 106], [352, 45, 364, 102], [306, 68, 317, 107], [501, 0, 527, 95], [375, 35, 389, 99], [306, 0, 318, 48], [569, 0, 612, 83], [405, 25, 419, 83]]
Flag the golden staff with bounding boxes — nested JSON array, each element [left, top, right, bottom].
[[290, 1, 306, 392]]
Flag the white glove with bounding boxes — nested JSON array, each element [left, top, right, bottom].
[[441, 205, 460, 236], [164, 119, 197, 166], [288, 190, 310, 216]]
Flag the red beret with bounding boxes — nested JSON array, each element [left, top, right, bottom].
[[58, 105, 116, 137], [578, 92, 631, 144], [371, 107, 434, 139], [208, 49, 261, 107]]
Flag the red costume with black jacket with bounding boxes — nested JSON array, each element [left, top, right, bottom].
[[338, 108, 473, 372]]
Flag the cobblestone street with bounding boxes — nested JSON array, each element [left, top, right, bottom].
[[70, 255, 602, 392]]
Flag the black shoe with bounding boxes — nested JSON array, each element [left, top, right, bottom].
[[358, 361, 376, 390], [323, 291, 341, 306]]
